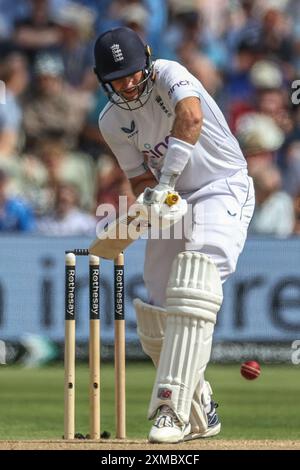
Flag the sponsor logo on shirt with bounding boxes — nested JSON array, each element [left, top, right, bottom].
[[155, 95, 172, 117], [121, 120, 138, 138], [142, 135, 170, 169], [227, 210, 237, 217], [168, 80, 191, 97]]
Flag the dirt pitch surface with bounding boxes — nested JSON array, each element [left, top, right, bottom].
[[0, 439, 300, 450]]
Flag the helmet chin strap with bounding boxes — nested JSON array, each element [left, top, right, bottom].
[[103, 66, 155, 111]]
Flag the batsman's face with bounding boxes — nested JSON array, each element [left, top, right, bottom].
[[111, 71, 144, 101]]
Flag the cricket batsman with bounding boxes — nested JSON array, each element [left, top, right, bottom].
[[93, 27, 255, 443]]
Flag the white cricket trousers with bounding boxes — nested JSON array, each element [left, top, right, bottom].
[[144, 169, 255, 307]]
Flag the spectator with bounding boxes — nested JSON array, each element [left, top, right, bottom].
[[176, 40, 222, 97], [225, 34, 262, 124], [0, 168, 35, 231], [236, 112, 284, 174], [37, 136, 95, 210], [0, 52, 28, 158], [250, 58, 284, 89], [250, 59, 293, 134], [120, 3, 149, 39], [0, 0, 27, 39], [225, 0, 261, 56], [101, 0, 167, 55], [143, 0, 168, 56], [249, 163, 294, 237], [95, 154, 135, 212], [37, 182, 96, 236], [15, 151, 50, 216], [79, 87, 109, 159], [13, 0, 62, 65], [53, 3, 95, 90], [163, 3, 227, 67], [282, 140, 300, 196], [259, 4, 293, 65], [88, 0, 122, 33], [23, 53, 90, 149], [293, 189, 300, 235]]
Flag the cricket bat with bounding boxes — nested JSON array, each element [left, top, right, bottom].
[[89, 193, 180, 260], [89, 212, 149, 260]]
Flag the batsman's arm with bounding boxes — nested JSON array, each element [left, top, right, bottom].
[[129, 169, 157, 198], [140, 97, 203, 207], [171, 97, 203, 145], [129, 99, 203, 191], [148, 97, 202, 192]]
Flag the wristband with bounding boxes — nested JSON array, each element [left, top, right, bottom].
[[161, 136, 195, 181]]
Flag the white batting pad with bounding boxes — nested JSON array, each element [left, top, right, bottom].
[[148, 252, 223, 424], [190, 380, 214, 434], [135, 298, 214, 433], [134, 299, 167, 367]]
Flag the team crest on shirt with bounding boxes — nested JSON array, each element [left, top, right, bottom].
[[121, 120, 138, 138]]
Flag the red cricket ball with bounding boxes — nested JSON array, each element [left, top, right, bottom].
[[240, 361, 261, 380]]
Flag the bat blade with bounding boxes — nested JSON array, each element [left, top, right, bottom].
[[89, 214, 148, 259]]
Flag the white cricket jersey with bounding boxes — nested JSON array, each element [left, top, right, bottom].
[[99, 59, 247, 193]]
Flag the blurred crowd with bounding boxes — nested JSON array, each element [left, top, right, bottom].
[[0, 0, 300, 237]]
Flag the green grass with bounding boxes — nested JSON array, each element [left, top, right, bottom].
[[0, 363, 299, 440]]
